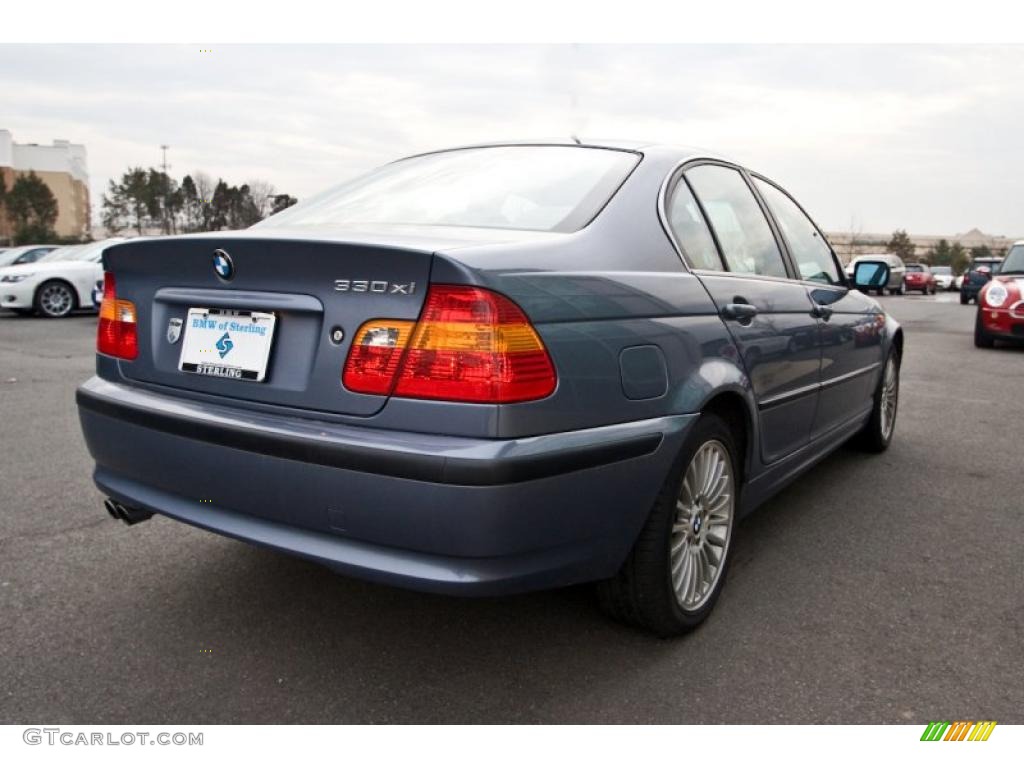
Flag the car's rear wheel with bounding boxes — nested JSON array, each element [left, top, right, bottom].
[[856, 347, 900, 452], [597, 413, 738, 637], [974, 312, 995, 348], [960, 293, 969, 305], [34, 280, 76, 318]]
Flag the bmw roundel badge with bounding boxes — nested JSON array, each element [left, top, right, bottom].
[[213, 249, 234, 281]]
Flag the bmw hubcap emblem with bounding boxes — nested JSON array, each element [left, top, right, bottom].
[[213, 249, 234, 281]]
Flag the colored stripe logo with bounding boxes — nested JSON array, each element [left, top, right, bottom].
[[920, 721, 997, 741]]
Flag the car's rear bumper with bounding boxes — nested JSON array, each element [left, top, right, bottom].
[[77, 377, 693, 595]]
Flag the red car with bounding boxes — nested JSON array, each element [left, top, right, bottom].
[[975, 242, 1024, 348], [904, 263, 937, 295]]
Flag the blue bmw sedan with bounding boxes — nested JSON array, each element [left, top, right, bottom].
[[77, 141, 902, 635]]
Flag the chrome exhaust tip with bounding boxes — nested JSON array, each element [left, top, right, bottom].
[[116, 503, 154, 526], [104, 498, 153, 525], [103, 498, 122, 521]]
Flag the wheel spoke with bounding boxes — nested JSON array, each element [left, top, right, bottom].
[[706, 531, 727, 548], [704, 544, 722, 567]]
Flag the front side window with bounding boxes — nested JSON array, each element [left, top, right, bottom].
[[754, 179, 840, 285], [685, 165, 788, 279], [258, 146, 639, 233], [665, 178, 723, 270]]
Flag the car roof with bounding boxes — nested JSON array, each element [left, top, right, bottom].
[[396, 139, 726, 165]]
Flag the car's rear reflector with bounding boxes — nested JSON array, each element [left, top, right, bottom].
[[96, 272, 138, 360], [342, 285, 556, 404]]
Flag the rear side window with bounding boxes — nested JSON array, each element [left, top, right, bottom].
[[753, 179, 840, 285], [665, 178, 723, 270], [258, 146, 640, 233], [685, 165, 788, 279]]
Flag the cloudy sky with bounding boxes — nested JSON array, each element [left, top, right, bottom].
[[2, 44, 1022, 236]]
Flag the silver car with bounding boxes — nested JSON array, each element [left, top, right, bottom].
[[846, 253, 906, 295]]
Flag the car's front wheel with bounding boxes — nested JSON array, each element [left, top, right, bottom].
[[974, 312, 995, 348], [34, 280, 76, 318], [598, 413, 738, 636]]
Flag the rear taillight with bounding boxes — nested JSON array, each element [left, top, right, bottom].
[[97, 272, 138, 360], [342, 285, 556, 403]]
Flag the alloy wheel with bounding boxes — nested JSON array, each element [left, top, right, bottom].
[[39, 283, 73, 317], [880, 356, 898, 440], [670, 439, 735, 611]]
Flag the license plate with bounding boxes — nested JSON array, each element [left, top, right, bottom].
[[178, 308, 276, 382]]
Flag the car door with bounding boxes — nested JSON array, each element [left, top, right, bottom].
[[674, 163, 822, 464], [751, 176, 883, 439]]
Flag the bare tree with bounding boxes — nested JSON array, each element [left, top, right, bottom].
[[246, 179, 276, 220]]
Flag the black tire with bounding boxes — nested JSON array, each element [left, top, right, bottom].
[[960, 293, 969, 305], [974, 312, 995, 348], [10, 308, 35, 317], [856, 347, 900, 453], [597, 413, 739, 637], [34, 279, 76, 318]]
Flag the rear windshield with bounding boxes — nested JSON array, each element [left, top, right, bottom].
[[906, 264, 924, 273], [932, 266, 951, 275], [970, 259, 1001, 271], [257, 146, 640, 233]]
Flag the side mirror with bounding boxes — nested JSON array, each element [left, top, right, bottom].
[[851, 260, 891, 291]]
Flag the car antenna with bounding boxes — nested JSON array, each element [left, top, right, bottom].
[[570, 134, 582, 145]]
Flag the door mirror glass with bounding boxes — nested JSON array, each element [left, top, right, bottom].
[[852, 260, 890, 291]]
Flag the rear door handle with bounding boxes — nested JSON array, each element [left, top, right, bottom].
[[810, 304, 833, 321], [721, 303, 759, 322]]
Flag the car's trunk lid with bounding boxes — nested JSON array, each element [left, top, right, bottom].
[[103, 233, 440, 417]]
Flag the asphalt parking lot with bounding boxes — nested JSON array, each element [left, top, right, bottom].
[[0, 293, 1021, 724]]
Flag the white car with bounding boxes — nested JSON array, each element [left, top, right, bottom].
[[0, 238, 124, 317], [0, 244, 60, 268], [931, 265, 955, 291]]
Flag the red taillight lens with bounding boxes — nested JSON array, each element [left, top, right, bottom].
[[341, 320, 416, 395], [96, 272, 138, 360], [342, 285, 557, 404]]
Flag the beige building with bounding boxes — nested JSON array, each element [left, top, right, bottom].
[[827, 228, 1019, 265], [0, 129, 90, 243]]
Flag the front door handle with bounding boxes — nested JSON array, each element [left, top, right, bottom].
[[721, 303, 759, 323], [810, 304, 833, 321]]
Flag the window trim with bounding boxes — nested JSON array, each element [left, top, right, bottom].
[[748, 172, 849, 289], [659, 158, 796, 283]]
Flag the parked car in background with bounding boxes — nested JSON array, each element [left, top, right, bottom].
[[76, 141, 904, 636], [904, 263, 937, 295], [960, 256, 1004, 304], [974, 242, 1024, 347], [91, 276, 104, 308], [931, 265, 954, 291], [0, 244, 59, 268], [846, 253, 906, 295], [0, 238, 124, 317]]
